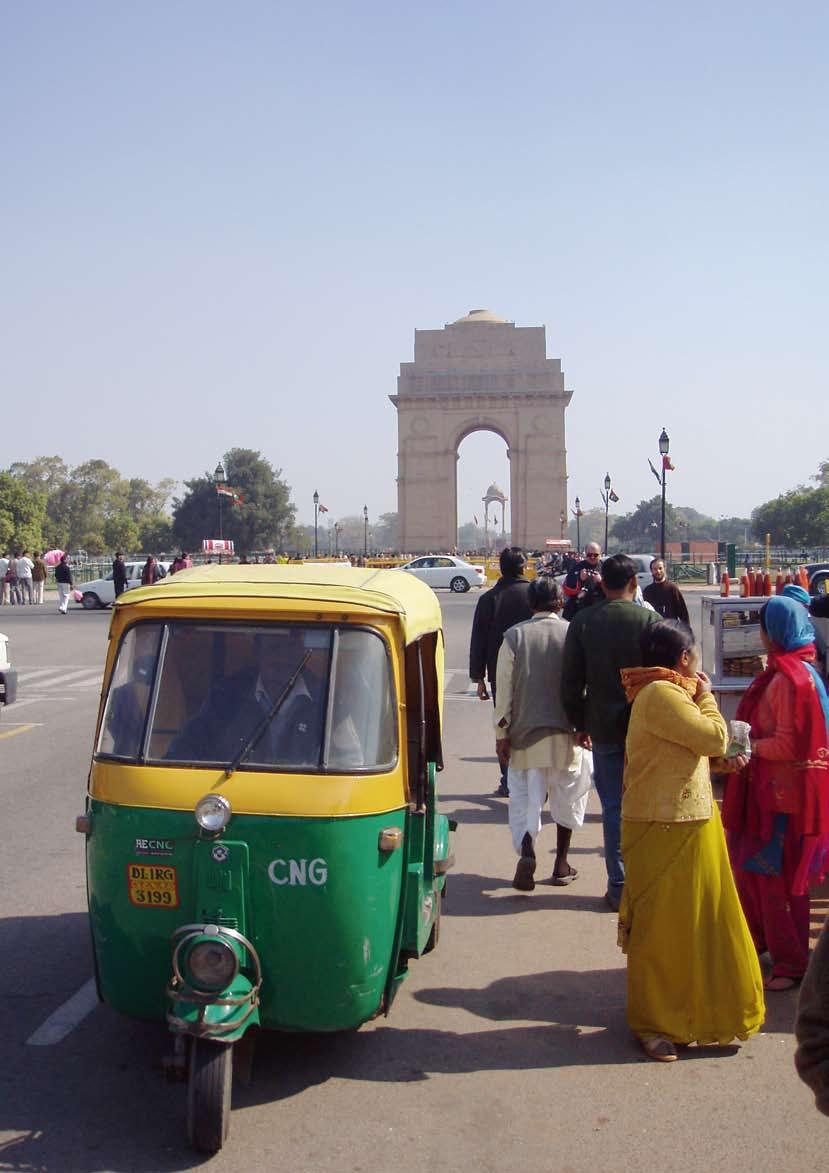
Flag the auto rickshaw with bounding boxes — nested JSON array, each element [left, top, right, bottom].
[[77, 565, 453, 1152]]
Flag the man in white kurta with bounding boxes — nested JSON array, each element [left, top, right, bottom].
[[494, 576, 591, 891]]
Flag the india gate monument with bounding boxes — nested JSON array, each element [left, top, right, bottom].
[[390, 309, 572, 552]]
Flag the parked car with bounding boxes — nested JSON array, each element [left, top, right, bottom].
[[807, 564, 829, 595], [79, 561, 171, 609], [394, 555, 485, 593], [0, 630, 18, 713]]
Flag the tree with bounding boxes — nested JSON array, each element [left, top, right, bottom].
[[752, 487, 829, 547], [173, 449, 295, 553], [0, 472, 47, 552]]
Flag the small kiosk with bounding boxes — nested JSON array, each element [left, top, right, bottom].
[[700, 595, 767, 722]]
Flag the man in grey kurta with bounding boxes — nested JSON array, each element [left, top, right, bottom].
[[494, 576, 590, 891]]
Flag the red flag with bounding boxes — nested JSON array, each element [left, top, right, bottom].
[[318, 503, 329, 513], [609, 489, 620, 503], [662, 455, 676, 472]]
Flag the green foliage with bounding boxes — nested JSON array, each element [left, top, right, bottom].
[[752, 487, 829, 547], [7, 456, 176, 555], [0, 472, 47, 552], [172, 449, 295, 554]]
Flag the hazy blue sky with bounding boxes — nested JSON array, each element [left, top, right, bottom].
[[3, 2, 826, 531]]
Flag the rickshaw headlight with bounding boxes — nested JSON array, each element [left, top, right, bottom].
[[194, 794, 232, 833], [184, 935, 239, 992]]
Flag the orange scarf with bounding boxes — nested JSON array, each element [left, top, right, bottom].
[[620, 665, 698, 705]]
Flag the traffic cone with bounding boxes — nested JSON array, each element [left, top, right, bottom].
[[775, 573, 784, 594], [739, 574, 748, 597], [720, 572, 730, 597], [763, 572, 772, 596], [800, 566, 810, 591]]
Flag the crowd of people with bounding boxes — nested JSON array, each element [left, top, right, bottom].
[[469, 544, 829, 1079], [0, 551, 48, 605]]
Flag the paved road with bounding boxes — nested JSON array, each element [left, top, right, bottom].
[[0, 592, 823, 1171]]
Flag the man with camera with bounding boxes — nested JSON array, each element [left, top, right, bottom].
[[562, 542, 604, 621]]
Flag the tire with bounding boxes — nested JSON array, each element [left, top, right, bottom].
[[450, 576, 470, 593], [187, 1038, 233, 1154], [81, 592, 101, 610], [812, 573, 829, 596]]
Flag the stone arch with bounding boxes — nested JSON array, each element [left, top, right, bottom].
[[390, 311, 572, 552]]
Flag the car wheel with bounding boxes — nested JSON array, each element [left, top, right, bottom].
[[81, 592, 102, 610], [812, 572, 829, 596], [450, 576, 470, 593]]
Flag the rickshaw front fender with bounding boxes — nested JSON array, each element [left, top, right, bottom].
[[167, 973, 260, 1044]]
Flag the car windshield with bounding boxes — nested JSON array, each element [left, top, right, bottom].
[[96, 621, 397, 772]]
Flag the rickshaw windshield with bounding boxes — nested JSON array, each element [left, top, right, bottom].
[[96, 622, 397, 772]]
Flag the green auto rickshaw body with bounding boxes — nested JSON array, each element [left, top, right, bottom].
[[82, 565, 451, 1043]]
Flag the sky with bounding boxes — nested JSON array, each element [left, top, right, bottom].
[[3, 2, 827, 530]]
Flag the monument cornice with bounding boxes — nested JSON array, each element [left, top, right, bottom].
[[389, 391, 571, 409]]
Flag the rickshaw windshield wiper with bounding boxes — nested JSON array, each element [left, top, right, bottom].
[[225, 650, 312, 779]]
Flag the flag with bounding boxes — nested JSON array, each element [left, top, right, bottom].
[[609, 489, 620, 503], [318, 503, 329, 513], [648, 458, 662, 484], [662, 455, 676, 472], [216, 485, 244, 504]]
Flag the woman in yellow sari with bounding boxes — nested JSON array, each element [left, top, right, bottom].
[[619, 619, 765, 1061]]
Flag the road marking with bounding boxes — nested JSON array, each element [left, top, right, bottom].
[[26, 978, 99, 1046], [18, 668, 102, 687], [0, 723, 36, 740]]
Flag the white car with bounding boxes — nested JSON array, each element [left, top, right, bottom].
[[79, 561, 171, 609], [0, 631, 17, 710], [395, 555, 486, 593]]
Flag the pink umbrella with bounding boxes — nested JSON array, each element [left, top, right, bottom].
[[43, 549, 65, 567]]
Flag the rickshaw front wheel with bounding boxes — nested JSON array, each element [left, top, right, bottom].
[[187, 1037, 233, 1153]]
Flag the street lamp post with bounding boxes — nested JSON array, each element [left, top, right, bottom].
[[334, 522, 341, 557], [658, 428, 670, 562], [363, 505, 368, 558], [574, 495, 582, 554], [313, 490, 319, 559], [559, 510, 566, 539], [602, 474, 612, 553], [213, 460, 226, 545]]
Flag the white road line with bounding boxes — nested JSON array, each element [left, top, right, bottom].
[[19, 668, 102, 687], [26, 978, 99, 1046]]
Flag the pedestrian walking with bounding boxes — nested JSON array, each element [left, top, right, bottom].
[[795, 914, 829, 1113], [7, 553, 21, 605], [112, 551, 128, 598], [469, 546, 533, 797], [561, 542, 604, 621], [55, 553, 73, 614], [561, 554, 657, 910], [16, 550, 34, 604], [642, 558, 689, 622], [140, 555, 159, 586], [618, 619, 764, 1060], [722, 595, 829, 991], [0, 552, 9, 605], [493, 576, 590, 891], [31, 552, 47, 604]]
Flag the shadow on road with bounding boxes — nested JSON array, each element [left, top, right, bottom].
[[443, 871, 609, 916]]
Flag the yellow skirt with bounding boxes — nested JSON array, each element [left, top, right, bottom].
[[620, 805, 765, 1045]]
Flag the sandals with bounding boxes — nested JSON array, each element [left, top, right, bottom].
[[639, 1034, 678, 1062], [551, 865, 579, 886], [763, 975, 801, 992]]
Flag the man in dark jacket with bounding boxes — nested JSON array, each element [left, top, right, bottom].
[[561, 554, 656, 910], [112, 552, 128, 598], [642, 558, 689, 622], [469, 546, 532, 796]]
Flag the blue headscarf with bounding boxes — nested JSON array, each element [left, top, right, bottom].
[[782, 583, 811, 608], [763, 595, 829, 731]]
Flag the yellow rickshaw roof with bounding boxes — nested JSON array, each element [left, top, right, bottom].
[[115, 564, 443, 645]]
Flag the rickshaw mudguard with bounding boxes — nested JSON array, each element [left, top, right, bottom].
[[168, 973, 260, 1044]]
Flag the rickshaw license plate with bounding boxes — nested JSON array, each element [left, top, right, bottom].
[[127, 863, 179, 908]]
